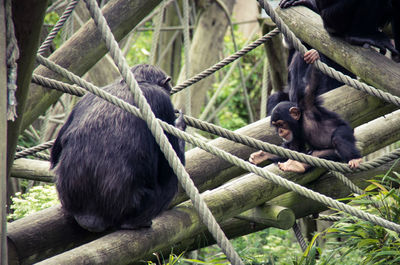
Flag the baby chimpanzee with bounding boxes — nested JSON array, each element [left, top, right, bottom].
[[250, 51, 362, 172]]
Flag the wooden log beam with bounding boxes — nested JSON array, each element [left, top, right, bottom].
[[6, 0, 48, 204], [20, 0, 162, 130], [11, 158, 54, 182], [236, 204, 295, 230], [275, 6, 400, 97], [10, 105, 400, 265], [0, 0, 8, 263]]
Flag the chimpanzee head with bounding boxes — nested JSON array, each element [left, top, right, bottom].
[[270, 101, 301, 142], [130, 64, 172, 93]]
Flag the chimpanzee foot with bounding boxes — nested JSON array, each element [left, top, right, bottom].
[[249, 150, 274, 165], [120, 220, 152, 230], [278, 159, 307, 173], [346, 34, 398, 56], [348, 158, 362, 169], [74, 214, 107, 232]]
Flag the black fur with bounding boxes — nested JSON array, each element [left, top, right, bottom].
[[50, 64, 185, 232], [279, 0, 400, 59], [267, 91, 289, 116]]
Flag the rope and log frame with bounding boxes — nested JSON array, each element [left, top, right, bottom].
[[8, 0, 400, 264]]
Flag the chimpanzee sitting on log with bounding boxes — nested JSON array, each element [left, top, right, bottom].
[[50, 64, 185, 232], [279, 0, 400, 61], [250, 60, 362, 172]]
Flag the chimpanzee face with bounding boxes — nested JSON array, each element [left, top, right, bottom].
[[272, 120, 293, 142]]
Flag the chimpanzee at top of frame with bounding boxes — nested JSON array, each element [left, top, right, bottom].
[[50, 64, 186, 233], [279, 0, 400, 62], [268, 65, 362, 173]]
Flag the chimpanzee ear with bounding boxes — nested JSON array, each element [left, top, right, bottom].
[[289, 107, 301, 120]]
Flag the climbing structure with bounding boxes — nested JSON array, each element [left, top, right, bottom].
[[4, 0, 400, 264]]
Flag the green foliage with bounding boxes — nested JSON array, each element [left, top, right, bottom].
[[323, 169, 400, 265], [126, 23, 153, 66], [8, 185, 59, 222], [146, 252, 186, 265]]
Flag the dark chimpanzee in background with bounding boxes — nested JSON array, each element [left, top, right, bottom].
[[50, 64, 185, 232], [279, 0, 400, 61], [251, 65, 362, 172]]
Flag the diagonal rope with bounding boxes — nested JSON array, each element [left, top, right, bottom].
[[38, 0, 80, 55], [171, 28, 280, 94], [15, 146, 51, 161], [82, 0, 244, 264], [256, 0, 400, 107], [15, 140, 54, 160]]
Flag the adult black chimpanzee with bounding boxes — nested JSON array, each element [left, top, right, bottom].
[[50, 64, 185, 232], [279, 0, 400, 61], [251, 66, 362, 172]]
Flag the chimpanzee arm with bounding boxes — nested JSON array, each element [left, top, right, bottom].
[[331, 125, 361, 162], [267, 91, 289, 116]]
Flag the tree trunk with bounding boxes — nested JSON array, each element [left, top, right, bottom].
[[172, 0, 236, 118], [158, 1, 182, 81], [0, 0, 8, 262], [6, 0, 48, 206], [262, 18, 288, 94]]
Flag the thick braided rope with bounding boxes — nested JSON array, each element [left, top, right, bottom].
[[32, 74, 85, 97], [14, 140, 54, 160], [82, 1, 244, 264], [15, 146, 50, 161], [35, 49, 400, 234], [317, 215, 342, 222], [171, 28, 280, 94], [257, 0, 400, 107], [292, 222, 307, 252], [5, 0, 20, 121], [38, 0, 79, 55], [329, 171, 365, 195]]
